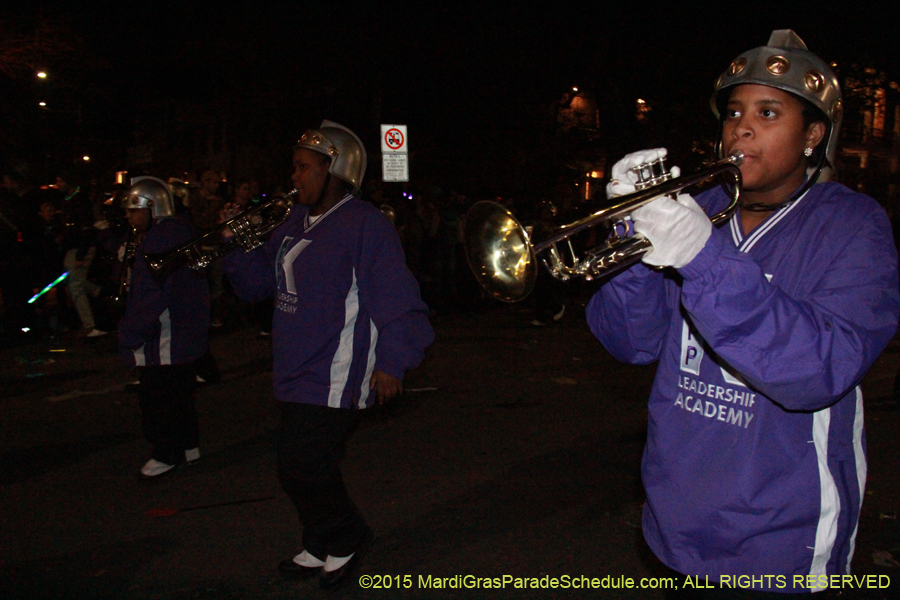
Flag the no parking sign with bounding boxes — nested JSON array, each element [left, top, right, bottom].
[[380, 124, 409, 182]]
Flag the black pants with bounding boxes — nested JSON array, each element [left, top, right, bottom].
[[138, 364, 199, 465], [253, 298, 274, 334], [277, 402, 368, 560]]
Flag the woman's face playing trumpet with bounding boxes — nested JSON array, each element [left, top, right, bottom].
[[291, 148, 334, 215], [722, 84, 825, 207]]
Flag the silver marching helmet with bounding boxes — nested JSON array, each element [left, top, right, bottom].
[[167, 178, 191, 209], [711, 29, 842, 182], [295, 120, 367, 194], [124, 176, 176, 219]]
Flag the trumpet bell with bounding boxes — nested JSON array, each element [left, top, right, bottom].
[[463, 201, 538, 303]]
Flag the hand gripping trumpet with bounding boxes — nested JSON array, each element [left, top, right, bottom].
[[143, 189, 299, 284], [463, 151, 743, 302]]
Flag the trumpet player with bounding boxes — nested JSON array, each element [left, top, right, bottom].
[[588, 31, 899, 595], [118, 177, 210, 479], [221, 121, 433, 589]]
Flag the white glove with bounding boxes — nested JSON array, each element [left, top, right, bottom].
[[606, 148, 681, 199], [632, 194, 711, 268]]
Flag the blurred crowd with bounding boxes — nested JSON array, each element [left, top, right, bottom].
[[1, 166, 549, 346]]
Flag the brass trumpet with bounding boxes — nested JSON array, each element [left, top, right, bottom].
[[463, 152, 743, 302], [144, 189, 299, 284]]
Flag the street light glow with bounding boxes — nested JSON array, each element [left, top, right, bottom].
[[39, 101, 47, 107], [83, 156, 91, 162], [37, 71, 47, 78]]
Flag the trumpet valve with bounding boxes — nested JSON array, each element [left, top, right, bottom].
[[229, 215, 263, 251], [186, 244, 211, 269], [631, 156, 673, 190]]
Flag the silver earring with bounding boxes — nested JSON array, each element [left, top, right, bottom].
[[804, 147, 813, 157]]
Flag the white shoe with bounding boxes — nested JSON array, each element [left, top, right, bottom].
[[185, 448, 200, 464], [140, 458, 175, 478], [86, 328, 108, 338], [293, 550, 325, 568]]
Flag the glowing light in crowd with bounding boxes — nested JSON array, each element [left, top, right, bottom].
[[28, 272, 69, 304]]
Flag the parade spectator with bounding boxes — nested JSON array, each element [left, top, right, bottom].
[[168, 179, 192, 215], [57, 172, 107, 337], [231, 177, 273, 338], [30, 200, 67, 337], [190, 170, 225, 232], [222, 121, 433, 589], [232, 178, 253, 209]]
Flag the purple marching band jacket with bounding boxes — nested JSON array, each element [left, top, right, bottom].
[[588, 181, 900, 589], [223, 194, 434, 410]]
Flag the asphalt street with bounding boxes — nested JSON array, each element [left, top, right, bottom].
[[2, 295, 899, 599]]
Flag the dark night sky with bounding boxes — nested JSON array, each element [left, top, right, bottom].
[[2, 2, 898, 191]]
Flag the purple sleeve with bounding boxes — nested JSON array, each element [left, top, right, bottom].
[[356, 212, 434, 379], [678, 211, 900, 411], [586, 264, 673, 365], [222, 239, 278, 303]]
